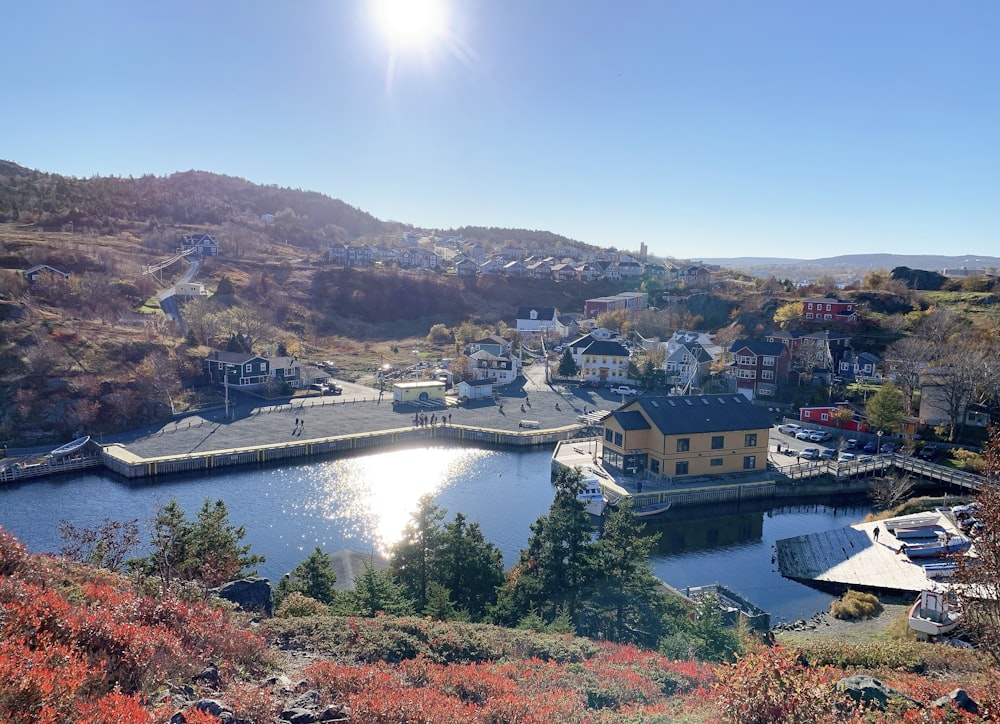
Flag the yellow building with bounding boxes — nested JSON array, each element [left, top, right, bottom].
[[601, 394, 771, 480], [392, 381, 446, 405]]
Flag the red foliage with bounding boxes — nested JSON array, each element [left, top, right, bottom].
[[0, 527, 268, 721]]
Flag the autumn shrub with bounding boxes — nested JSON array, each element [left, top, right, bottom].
[[830, 590, 882, 621], [275, 591, 330, 618], [0, 529, 271, 721], [0, 526, 28, 575], [714, 645, 847, 724]]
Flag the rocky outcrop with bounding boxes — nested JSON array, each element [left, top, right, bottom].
[[835, 675, 922, 711], [932, 688, 979, 714], [214, 577, 273, 617]]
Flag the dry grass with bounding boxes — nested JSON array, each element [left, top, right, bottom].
[[829, 590, 882, 621]]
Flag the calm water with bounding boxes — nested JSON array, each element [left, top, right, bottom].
[[0, 447, 872, 623]]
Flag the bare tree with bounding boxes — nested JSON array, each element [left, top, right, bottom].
[[884, 336, 933, 415], [954, 426, 1000, 666]]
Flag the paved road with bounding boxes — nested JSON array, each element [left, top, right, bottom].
[[114, 365, 617, 459]]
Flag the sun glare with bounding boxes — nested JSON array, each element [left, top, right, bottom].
[[374, 0, 447, 50]]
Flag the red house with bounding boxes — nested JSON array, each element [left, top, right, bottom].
[[799, 403, 867, 432], [801, 297, 857, 323], [729, 339, 790, 399]]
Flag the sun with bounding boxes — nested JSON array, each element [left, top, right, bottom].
[[374, 0, 447, 50]]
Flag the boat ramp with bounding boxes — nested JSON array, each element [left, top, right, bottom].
[[775, 510, 967, 595]]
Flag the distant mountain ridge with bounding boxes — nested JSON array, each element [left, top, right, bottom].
[[703, 253, 1000, 271]]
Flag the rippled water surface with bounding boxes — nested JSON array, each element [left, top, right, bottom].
[[0, 447, 872, 622]]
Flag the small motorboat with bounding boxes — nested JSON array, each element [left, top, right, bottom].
[[908, 590, 961, 640], [922, 561, 957, 580], [902, 532, 971, 559], [577, 476, 608, 516], [632, 500, 672, 518]]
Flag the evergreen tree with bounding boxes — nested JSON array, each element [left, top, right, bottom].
[[335, 560, 414, 617], [135, 498, 263, 593], [493, 467, 597, 628], [215, 275, 236, 296], [275, 546, 338, 606], [557, 348, 578, 378], [437, 513, 505, 620], [579, 501, 669, 647], [390, 495, 445, 611]]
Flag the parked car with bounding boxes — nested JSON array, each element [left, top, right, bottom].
[[819, 448, 836, 460], [916, 446, 939, 461], [609, 385, 637, 396], [844, 439, 859, 450], [863, 441, 878, 454], [795, 430, 813, 441], [837, 452, 856, 462], [809, 430, 831, 442], [778, 424, 802, 435], [880, 443, 895, 454], [798, 447, 820, 460]]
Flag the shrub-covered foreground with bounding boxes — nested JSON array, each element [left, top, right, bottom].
[[3, 526, 1000, 722]]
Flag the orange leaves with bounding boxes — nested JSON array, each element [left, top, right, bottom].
[[0, 528, 268, 721]]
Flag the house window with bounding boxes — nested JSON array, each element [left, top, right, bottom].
[[259, 362, 266, 371], [763, 356, 775, 366], [711, 435, 724, 449], [743, 456, 756, 470], [677, 438, 690, 452], [826, 304, 832, 311], [820, 413, 829, 421], [614, 432, 623, 446], [761, 370, 774, 380], [745, 433, 757, 447], [675, 461, 689, 475], [806, 313, 814, 319], [824, 314, 832, 320], [605, 429, 613, 443], [710, 458, 723, 467], [807, 303, 814, 310], [650, 459, 660, 474], [244, 364, 251, 373]]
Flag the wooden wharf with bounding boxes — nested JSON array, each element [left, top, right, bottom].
[[775, 511, 965, 594]]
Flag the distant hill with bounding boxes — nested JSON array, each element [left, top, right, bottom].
[[704, 253, 1000, 272]]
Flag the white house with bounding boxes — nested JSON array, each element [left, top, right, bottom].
[[515, 306, 560, 336]]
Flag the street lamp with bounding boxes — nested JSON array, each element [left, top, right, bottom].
[[876, 430, 883, 454]]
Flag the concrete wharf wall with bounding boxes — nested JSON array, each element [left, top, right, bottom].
[[102, 423, 584, 480]]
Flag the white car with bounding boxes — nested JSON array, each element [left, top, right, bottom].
[[794, 430, 813, 441], [798, 447, 820, 460], [610, 385, 637, 396], [837, 452, 856, 462], [778, 424, 802, 435], [809, 431, 831, 442]]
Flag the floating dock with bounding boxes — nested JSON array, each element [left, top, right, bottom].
[[775, 511, 965, 594]]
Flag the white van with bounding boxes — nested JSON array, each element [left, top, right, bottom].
[[777, 423, 802, 435]]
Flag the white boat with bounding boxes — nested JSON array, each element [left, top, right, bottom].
[[908, 590, 962, 639], [577, 476, 608, 516], [632, 500, 672, 518], [922, 561, 956, 580], [47, 435, 91, 458]]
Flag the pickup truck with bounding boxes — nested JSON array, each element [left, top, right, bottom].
[[609, 385, 637, 396]]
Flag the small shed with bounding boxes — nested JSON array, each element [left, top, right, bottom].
[[458, 378, 494, 401], [392, 380, 446, 406]]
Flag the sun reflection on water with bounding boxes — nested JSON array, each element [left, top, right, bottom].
[[301, 447, 496, 553]]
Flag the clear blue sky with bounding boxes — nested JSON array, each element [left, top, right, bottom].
[[4, 1, 998, 259]]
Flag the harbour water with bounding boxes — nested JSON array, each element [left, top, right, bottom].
[[0, 446, 873, 623]]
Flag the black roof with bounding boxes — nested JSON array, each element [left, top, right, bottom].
[[582, 340, 628, 356], [612, 410, 651, 431], [730, 339, 786, 356], [619, 394, 772, 435]]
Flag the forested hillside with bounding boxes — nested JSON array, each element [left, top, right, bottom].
[[0, 160, 395, 247]]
